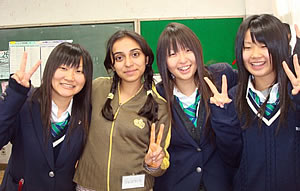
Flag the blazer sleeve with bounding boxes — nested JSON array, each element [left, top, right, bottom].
[[210, 87, 242, 168], [0, 77, 30, 147]]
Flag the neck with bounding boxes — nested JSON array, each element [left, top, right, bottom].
[[175, 78, 197, 96], [253, 75, 276, 91], [119, 80, 143, 104], [52, 96, 72, 118]]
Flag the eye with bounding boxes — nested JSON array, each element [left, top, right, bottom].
[[243, 46, 251, 50], [59, 66, 68, 70], [76, 69, 84, 73], [132, 51, 140, 57], [114, 55, 124, 62], [169, 50, 176, 57], [186, 48, 191, 52]]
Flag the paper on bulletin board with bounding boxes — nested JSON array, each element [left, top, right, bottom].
[[0, 51, 9, 80], [9, 40, 72, 87]]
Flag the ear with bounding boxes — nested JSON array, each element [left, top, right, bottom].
[[146, 56, 149, 65]]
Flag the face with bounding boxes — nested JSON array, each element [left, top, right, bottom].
[[112, 36, 147, 86], [51, 58, 86, 102], [166, 44, 197, 85], [243, 29, 276, 83]]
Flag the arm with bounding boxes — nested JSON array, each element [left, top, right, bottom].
[[204, 76, 242, 167], [0, 52, 41, 147]]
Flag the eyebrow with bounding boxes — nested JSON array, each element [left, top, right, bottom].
[[112, 48, 142, 56]]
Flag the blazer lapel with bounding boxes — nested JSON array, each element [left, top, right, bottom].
[[31, 101, 54, 169], [55, 121, 83, 166]]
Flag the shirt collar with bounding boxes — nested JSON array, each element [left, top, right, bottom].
[[51, 99, 73, 123], [246, 76, 279, 103], [173, 86, 198, 108]]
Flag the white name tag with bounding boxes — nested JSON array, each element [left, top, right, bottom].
[[121, 174, 145, 189]]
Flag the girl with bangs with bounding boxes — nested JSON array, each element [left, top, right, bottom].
[[154, 22, 238, 191], [0, 42, 93, 191], [74, 30, 171, 191], [206, 14, 300, 191]]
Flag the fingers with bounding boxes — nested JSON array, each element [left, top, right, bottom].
[[282, 60, 296, 83], [204, 77, 218, 94], [293, 54, 300, 78], [221, 75, 228, 96], [20, 52, 28, 73], [295, 24, 300, 38], [27, 60, 41, 78], [150, 123, 156, 145], [156, 124, 164, 146]]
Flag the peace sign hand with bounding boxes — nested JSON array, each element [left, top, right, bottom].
[[144, 123, 165, 169], [282, 54, 300, 95], [204, 75, 232, 108], [12, 52, 41, 88]]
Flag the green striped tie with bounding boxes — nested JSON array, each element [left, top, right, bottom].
[[248, 89, 279, 116], [176, 92, 201, 127]]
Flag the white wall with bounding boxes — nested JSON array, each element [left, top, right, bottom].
[[0, 0, 247, 27]]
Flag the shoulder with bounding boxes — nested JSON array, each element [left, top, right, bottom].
[[92, 77, 112, 90], [154, 82, 166, 98], [207, 63, 238, 89]]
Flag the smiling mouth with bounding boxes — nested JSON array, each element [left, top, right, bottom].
[[178, 65, 191, 71], [250, 62, 266, 67], [61, 83, 75, 88]]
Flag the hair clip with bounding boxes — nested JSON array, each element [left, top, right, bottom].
[[107, 93, 114, 99], [147, 90, 153, 96]]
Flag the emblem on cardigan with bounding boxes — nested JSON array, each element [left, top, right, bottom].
[[134, 119, 145, 129]]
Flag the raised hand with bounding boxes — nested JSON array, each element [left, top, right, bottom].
[[282, 54, 300, 95], [204, 75, 232, 108], [12, 52, 41, 88], [295, 24, 300, 38], [144, 123, 165, 169]]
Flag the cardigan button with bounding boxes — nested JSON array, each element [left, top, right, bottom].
[[196, 167, 202, 173], [49, 171, 55, 178], [196, 148, 202, 152]]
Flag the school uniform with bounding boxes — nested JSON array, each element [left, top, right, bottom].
[[210, 76, 300, 191], [0, 78, 85, 191], [154, 63, 238, 191]]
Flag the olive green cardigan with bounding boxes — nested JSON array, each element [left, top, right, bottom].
[[74, 77, 171, 191]]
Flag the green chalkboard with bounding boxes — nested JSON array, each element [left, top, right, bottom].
[[140, 18, 243, 71], [0, 22, 134, 78]]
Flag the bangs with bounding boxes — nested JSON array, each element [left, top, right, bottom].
[[249, 23, 268, 45], [57, 48, 83, 68], [166, 31, 193, 56]]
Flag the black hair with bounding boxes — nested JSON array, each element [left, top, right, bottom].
[[101, 30, 158, 122], [235, 14, 290, 130]]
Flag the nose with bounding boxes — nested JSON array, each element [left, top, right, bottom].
[[178, 51, 187, 63], [64, 69, 75, 81], [124, 57, 133, 67], [251, 46, 262, 59]]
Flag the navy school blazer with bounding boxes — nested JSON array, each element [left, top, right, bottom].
[[0, 79, 85, 191], [154, 63, 239, 191]]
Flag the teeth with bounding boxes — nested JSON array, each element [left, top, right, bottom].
[[178, 65, 190, 70], [62, 84, 74, 88], [251, 62, 264, 66]]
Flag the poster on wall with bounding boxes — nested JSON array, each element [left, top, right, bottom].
[[0, 50, 9, 80], [9, 40, 72, 87]]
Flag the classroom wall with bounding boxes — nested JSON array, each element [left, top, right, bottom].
[[0, 0, 249, 27]]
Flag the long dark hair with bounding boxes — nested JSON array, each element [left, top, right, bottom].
[[32, 42, 93, 140], [235, 14, 290, 129], [101, 30, 158, 122], [156, 22, 213, 134]]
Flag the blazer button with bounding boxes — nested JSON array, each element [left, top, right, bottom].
[[196, 167, 202, 173], [196, 148, 202, 152], [49, 171, 55, 178]]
